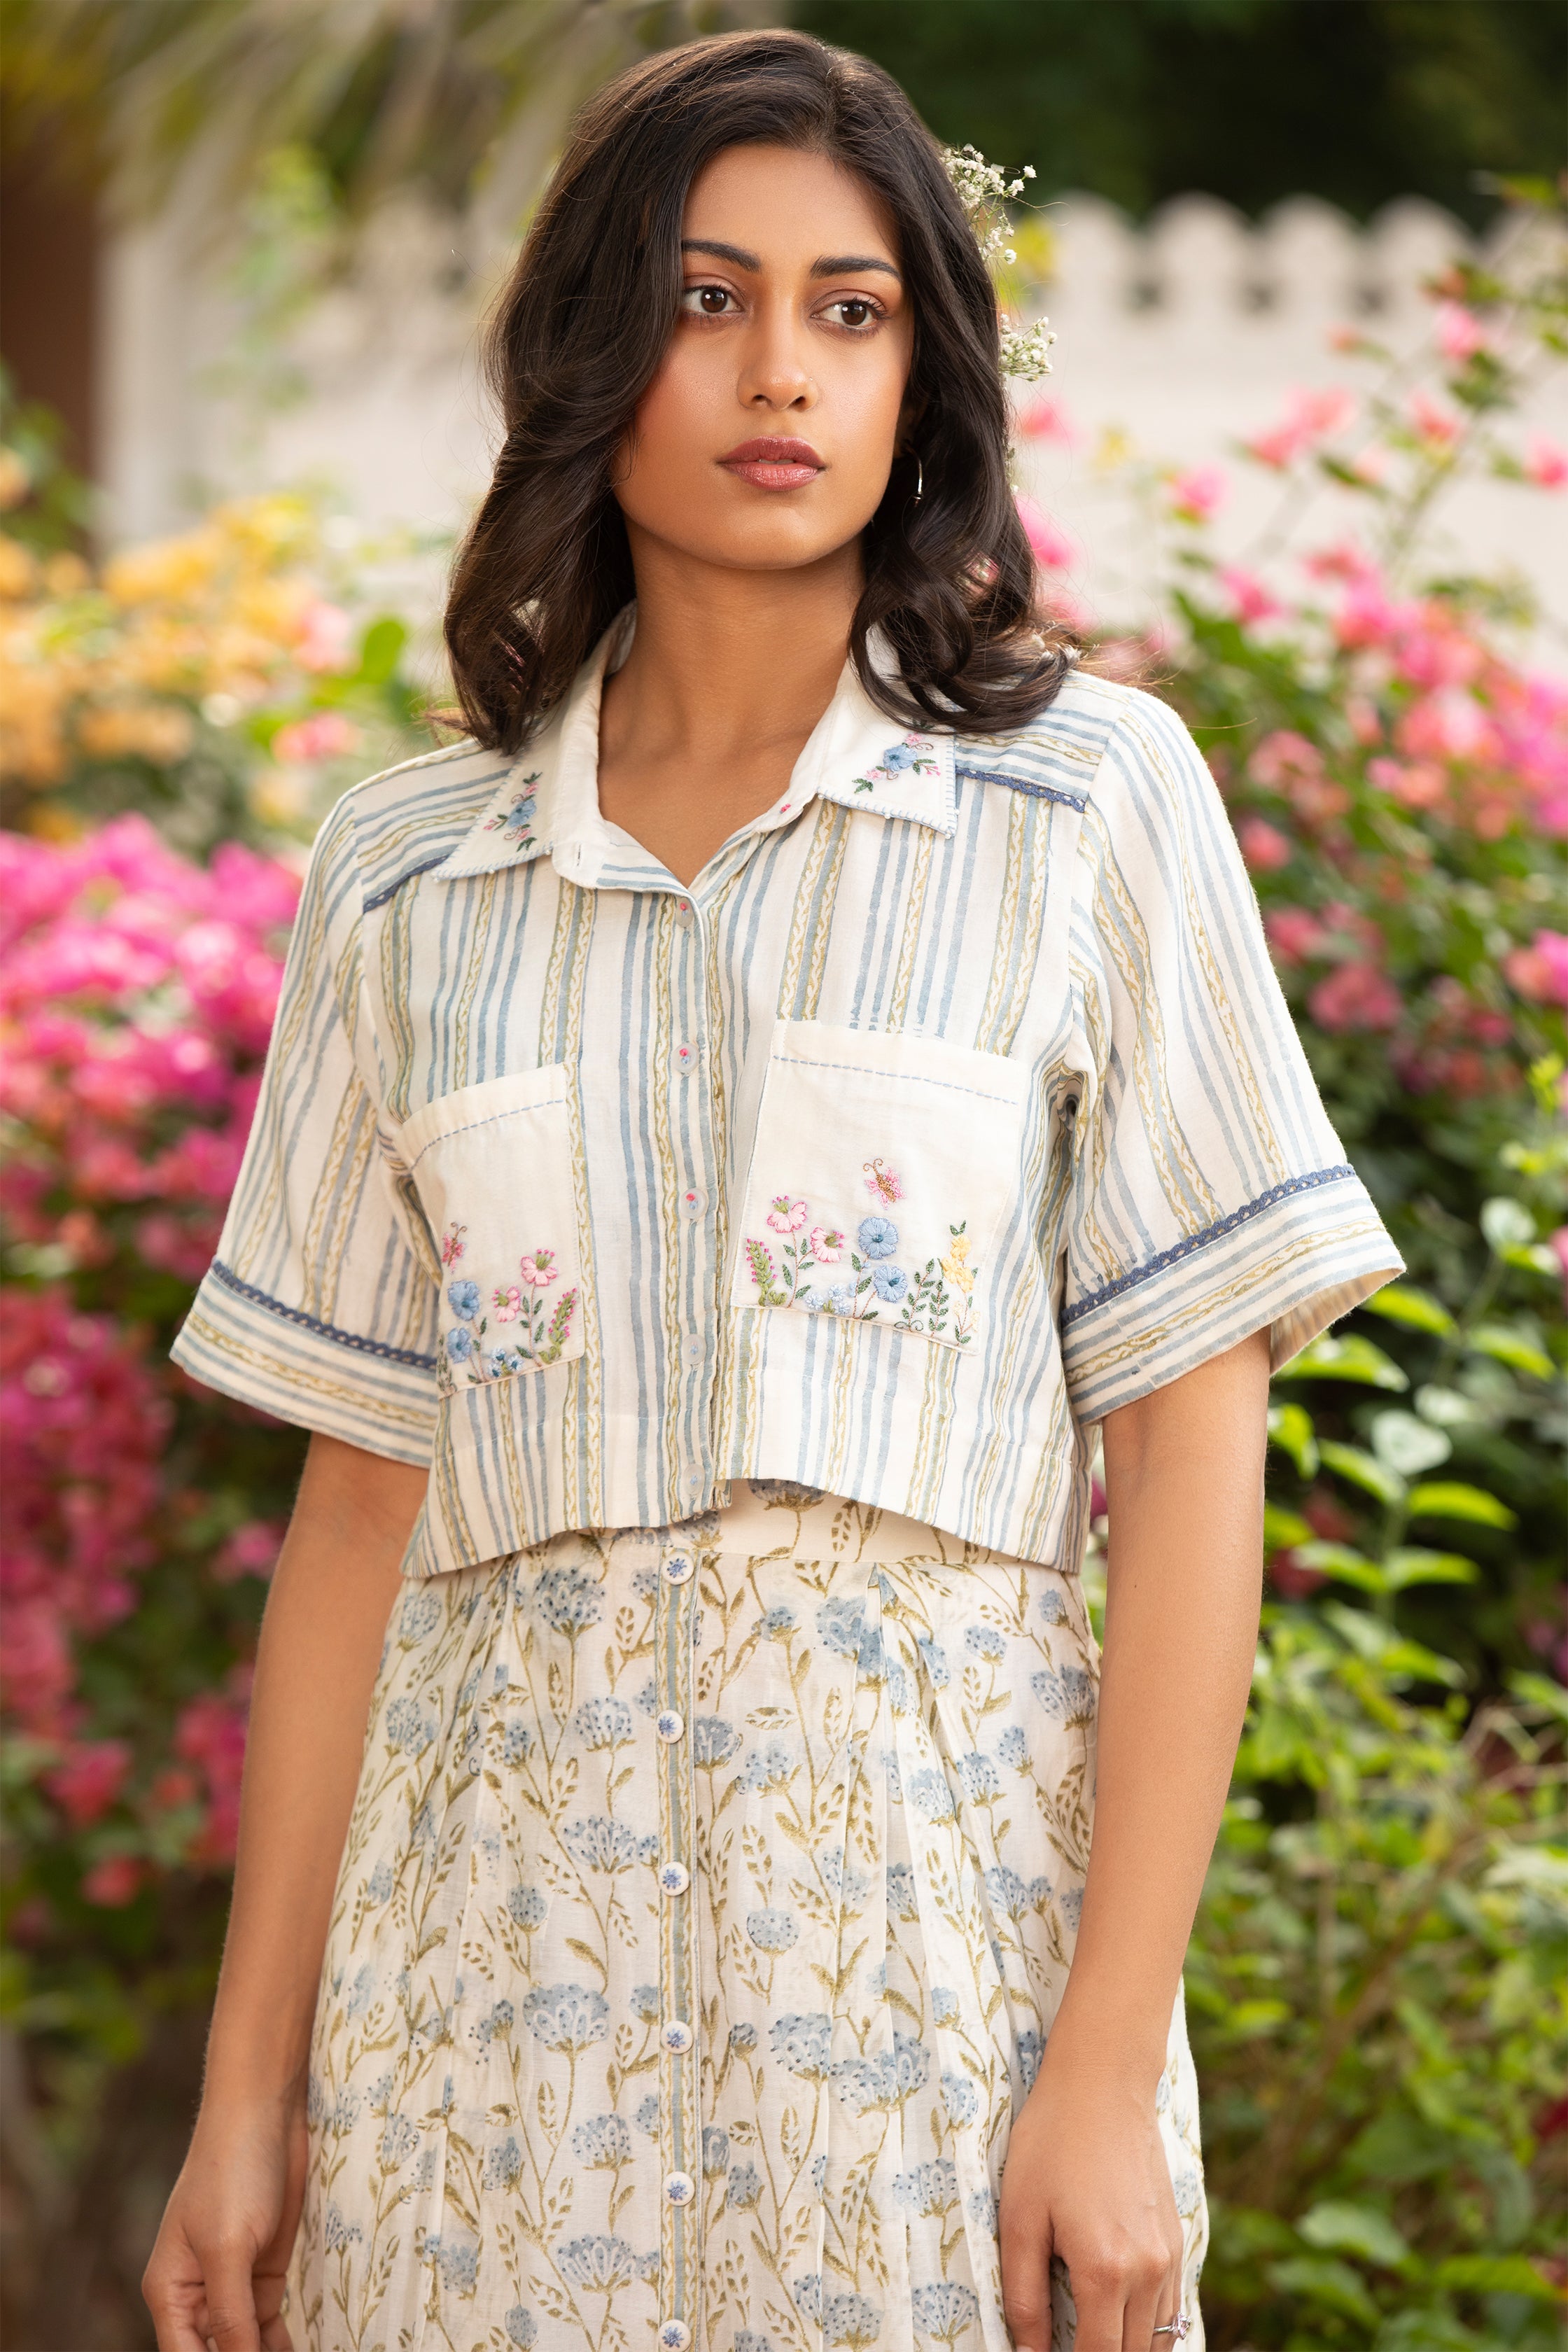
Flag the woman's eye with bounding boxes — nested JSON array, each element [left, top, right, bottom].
[[682, 284, 735, 316], [827, 298, 880, 331]]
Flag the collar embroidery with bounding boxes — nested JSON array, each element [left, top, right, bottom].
[[852, 734, 941, 795]]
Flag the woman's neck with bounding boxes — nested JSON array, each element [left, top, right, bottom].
[[595, 532, 864, 886]]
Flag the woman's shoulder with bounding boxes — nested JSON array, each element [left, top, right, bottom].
[[953, 666, 1199, 816], [316, 736, 522, 911]]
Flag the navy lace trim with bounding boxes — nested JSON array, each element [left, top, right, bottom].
[[209, 1259, 438, 1370], [1060, 1165, 1359, 1328], [955, 764, 1087, 812]]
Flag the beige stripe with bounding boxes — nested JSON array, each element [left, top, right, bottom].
[[975, 792, 1029, 1054], [886, 823, 934, 1034], [450, 872, 496, 1095], [177, 1312, 433, 1436], [558, 889, 602, 1527]]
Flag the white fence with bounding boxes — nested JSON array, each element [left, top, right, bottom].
[[102, 188, 1567, 629]]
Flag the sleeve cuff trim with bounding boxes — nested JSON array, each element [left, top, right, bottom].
[[209, 1258, 438, 1370], [1061, 1164, 1359, 1329]]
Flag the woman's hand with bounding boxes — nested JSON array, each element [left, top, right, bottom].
[[997, 2031, 1184, 2351], [143, 2092, 307, 2352]]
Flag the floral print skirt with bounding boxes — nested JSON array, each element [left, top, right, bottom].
[[288, 1488, 1208, 2351]]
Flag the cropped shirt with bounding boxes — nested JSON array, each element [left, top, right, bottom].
[[172, 617, 1402, 1577]]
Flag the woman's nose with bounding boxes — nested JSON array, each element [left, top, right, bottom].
[[738, 309, 818, 413]]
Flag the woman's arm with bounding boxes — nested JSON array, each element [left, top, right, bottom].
[[999, 1325, 1271, 2352], [144, 1433, 428, 2352]]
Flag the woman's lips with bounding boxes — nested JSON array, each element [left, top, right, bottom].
[[718, 437, 824, 489]]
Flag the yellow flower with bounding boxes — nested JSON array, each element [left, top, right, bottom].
[[103, 527, 224, 607], [940, 1233, 974, 1294], [76, 701, 195, 765]]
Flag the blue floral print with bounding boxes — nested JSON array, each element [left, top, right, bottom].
[[850, 731, 940, 793]]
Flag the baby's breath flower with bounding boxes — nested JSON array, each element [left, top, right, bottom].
[[941, 141, 1056, 382]]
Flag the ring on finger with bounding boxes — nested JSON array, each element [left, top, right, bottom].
[[1152, 2320, 1191, 2342]]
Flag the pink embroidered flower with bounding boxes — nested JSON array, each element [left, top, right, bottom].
[[519, 1250, 559, 1288], [810, 1225, 844, 1263], [492, 1284, 523, 1322], [863, 1157, 904, 1205], [440, 1222, 467, 1267], [766, 1196, 808, 1233]]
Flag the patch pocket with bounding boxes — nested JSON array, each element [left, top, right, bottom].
[[731, 1021, 1032, 1350], [396, 1066, 586, 1393]]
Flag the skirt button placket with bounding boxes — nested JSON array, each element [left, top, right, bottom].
[[657, 1534, 701, 2346]]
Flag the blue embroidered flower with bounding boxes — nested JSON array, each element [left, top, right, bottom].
[[941, 2068, 979, 2125], [770, 2011, 834, 2078], [826, 1282, 859, 1315], [912, 2280, 981, 2337], [858, 1214, 898, 1260], [444, 1325, 474, 1363], [872, 1262, 909, 1303], [746, 1907, 799, 1952], [571, 2113, 632, 2167], [893, 2158, 957, 2214], [521, 1982, 608, 2050], [447, 1279, 482, 1320], [882, 739, 918, 771]]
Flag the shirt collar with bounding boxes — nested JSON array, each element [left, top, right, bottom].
[[431, 607, 957, 889]]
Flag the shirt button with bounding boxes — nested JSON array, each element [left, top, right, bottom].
[[663, 1553, 693, 1584], [659, 1860, 691, 1896], [672, 1042, 696, 1077], [664, 2169, 696, 2206], [659, 2322, 693, 2351], [662, 2019, 694, 2054], [678, 1186, 706, 1220], [656, 1708, 685, 1744], [673, 897, 694, 927]]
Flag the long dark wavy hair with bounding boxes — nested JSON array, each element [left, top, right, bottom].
[[444, 28, 1073, 750]]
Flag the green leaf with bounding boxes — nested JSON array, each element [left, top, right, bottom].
[[1266, 1400, 1319, 1478], [1369, 1410, 1450, 1478], [1467, 1322, 1555, 1380], [1319, 1441, 1405, 1505], [356, 614, 407, 685], [1265, 2255, 1381, 2325], [1432, 2254, 1564, 2300], [1274, 1333, 1408, 1390], [1361, 1283, 1455, 1336], [1406, 1482, 1518, 1529], [1509, 1670, 1568, 1726], [1382, 1549, 1478, 1590], [1297, 1539, 1385, 1592], [1296, 2200, 1410, 2269], [1263, 1502, 1312, 1550]]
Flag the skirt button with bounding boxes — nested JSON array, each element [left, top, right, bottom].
[[664, 1553, 694, 1583], [658, 1860, 691, 1896], [664, 2170, 696, 2206], [662, 2018, 694, 2053], [659, 2324, 693, 2351], [656, 1708, 685, 1744]]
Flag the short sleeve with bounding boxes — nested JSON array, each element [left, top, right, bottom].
[[1059, 690, 1404, 1422], [170, 797, 440, 1463]]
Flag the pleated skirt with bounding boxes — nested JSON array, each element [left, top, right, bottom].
[[288, 1490, 1208, 2351]]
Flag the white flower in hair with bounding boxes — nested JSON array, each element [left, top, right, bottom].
[[941, 141, 1056, 382]]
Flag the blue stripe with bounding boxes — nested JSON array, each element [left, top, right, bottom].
[[1060, 1166, 1359, 1327], [209, 1259, 439, 1368]]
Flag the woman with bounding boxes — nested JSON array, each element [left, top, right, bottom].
[[144, 30, 1401, 2352]]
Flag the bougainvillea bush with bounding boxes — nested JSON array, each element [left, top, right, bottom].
[[2, 209, 1566, 2343]]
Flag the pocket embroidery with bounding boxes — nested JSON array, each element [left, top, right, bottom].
[[438, 1223, 580, 1390], [744, 1179, 979, 1346]]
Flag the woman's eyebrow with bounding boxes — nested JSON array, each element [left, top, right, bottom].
[[679, 237, 902, 284]]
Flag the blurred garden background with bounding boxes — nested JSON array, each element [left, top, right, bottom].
[[1, 4, 1566, 2347]]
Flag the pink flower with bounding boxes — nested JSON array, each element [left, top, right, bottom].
[[1308, 960, 1401, 1034], [1504, 930, 1568, 1007], [1302, 540, 1380, 587], [1014, 493, 1075, 573], [1238, 818, 1292, 872], [82, 1855, 144, 1907], [1525, 435, 1568, 491], [1168, 466, 1227, 522], [1243, 387, 1354, 469], [492, 1284, 523, 1322], [293, 600, 353, 673], [1408, 390, 1462, 448], [211, 1520, 284, 1583], [1396, 691, 1492, 765], [765, 1196, 808, 1234], [1434, 302, 1487, 363], [518, 1250, 559, 1288], [1265, 909, 1329, 965], [1220, 569, 1282, 627], [271, 711, 360, 765], [1014, 396, 1078, 445], [1368, 757, 1446, 812], [440, 1222, 467, 1267], [809, 1225, 844, 1264], [174, 1667, 251, 1865], [45, 1738, 132, 1828]]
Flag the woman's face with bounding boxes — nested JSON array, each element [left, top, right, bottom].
[[612, 143, 915, 575]]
